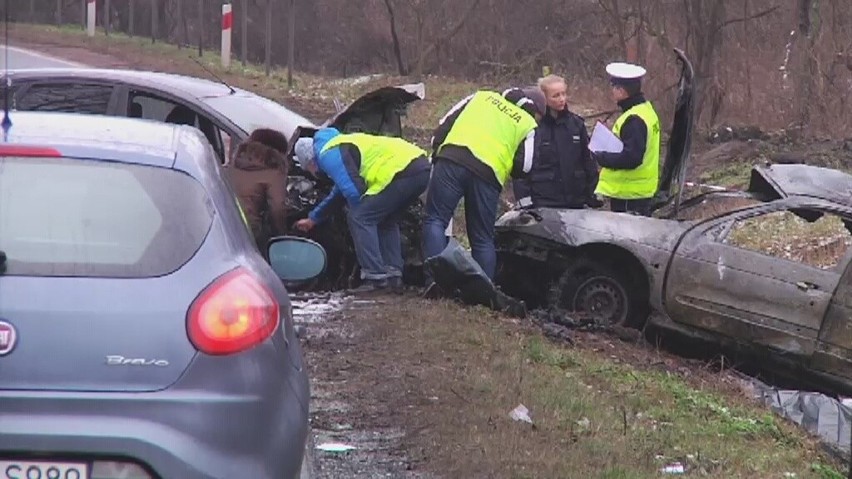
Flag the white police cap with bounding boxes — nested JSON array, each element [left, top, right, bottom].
[[606, 62, 647, 81]]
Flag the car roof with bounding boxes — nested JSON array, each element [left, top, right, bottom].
[[4, 68, 234, 99], [0, 110, 192, 168]]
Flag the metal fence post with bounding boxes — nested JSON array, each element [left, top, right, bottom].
[[86, 0, 95, 36], [221, 3, 232, 68]]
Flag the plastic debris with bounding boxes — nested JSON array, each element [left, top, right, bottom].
[[316, 442, 356, 453], [660, 462, 685, 474], [509, 404, 533, 424]]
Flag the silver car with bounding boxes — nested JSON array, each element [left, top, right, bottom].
[[0, 111, 327, 478]]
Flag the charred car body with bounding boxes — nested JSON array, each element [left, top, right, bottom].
[[495, 49, 852, 395]]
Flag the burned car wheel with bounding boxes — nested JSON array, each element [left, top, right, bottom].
[[549, 260, 634, 327]]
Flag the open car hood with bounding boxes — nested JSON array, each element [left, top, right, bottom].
[[652, 48, 696, 215], [285, 82, 425, 165], [748, 163, 852, 205]]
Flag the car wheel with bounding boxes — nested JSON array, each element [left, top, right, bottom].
[[549, 259, 635, 327]]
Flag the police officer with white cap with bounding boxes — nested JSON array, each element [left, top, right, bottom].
[[593, 61, 661, 216]]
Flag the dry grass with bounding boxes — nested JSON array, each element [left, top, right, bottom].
[[326, 297, 842, 479]]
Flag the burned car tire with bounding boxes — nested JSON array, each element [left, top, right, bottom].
[[549, 259, 639, 328]]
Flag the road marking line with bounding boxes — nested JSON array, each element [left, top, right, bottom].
[[0, 44, 87, 67]]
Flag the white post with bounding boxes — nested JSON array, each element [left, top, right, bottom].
[[86, 0, 96, 37], [221, 3, 233, 69]]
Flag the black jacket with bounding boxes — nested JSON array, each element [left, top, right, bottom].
[[595, 94, 649, 170], [513, 108, 598, 208]]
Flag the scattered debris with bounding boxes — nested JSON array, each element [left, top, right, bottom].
[[660, 462, 686, 474], [509, 404, 533, 424], [316, 442, 357, 453]]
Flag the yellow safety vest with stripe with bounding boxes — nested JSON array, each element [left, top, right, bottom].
[[595, 101, 661, 200], [438, 90, 537, 186], [320, 133, 426, 197]]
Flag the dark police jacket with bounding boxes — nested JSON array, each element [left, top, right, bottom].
[[513, 108, 598, 208]]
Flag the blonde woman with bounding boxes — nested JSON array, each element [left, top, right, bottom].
[[513, 74, 600, 209]]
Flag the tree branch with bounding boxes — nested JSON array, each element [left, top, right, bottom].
[[714, 5, 780, 33]]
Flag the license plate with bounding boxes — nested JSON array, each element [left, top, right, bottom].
[[1, 461, 88, 479]]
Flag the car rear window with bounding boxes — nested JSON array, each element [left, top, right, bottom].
[[0, 156, 213, 277]]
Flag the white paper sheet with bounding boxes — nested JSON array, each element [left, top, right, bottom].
[[589, 121, 624, 154]]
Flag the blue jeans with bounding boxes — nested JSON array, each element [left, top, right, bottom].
[[422, 159, 502, 280], [347, 169, 430, 281]]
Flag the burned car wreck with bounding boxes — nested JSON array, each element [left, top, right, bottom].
[[494, 49, 852, 396]]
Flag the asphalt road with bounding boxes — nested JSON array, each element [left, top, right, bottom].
[[0, 43, 316, 479], [0, 45, 83, 68]]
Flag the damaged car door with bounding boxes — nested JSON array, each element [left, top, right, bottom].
[[663, 201, 851, 362]]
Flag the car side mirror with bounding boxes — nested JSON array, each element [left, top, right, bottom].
[[267, 236, 327, 282]]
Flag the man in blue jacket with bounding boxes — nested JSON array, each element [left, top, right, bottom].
[[293, 127, 430, 293]]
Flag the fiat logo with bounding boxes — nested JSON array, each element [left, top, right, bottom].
[[0, 321, 17, 356]]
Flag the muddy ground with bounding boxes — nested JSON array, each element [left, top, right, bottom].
[[6, 30, 848, 477]]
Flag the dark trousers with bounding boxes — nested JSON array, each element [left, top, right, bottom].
[[347, 169, 430, 281], [422, 159, 502, 280], [609, 198, 653, 217]]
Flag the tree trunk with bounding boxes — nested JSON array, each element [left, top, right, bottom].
[[382, 0, 407, 75], [198, 0, 204, 56], [55, 0, 62, 25], [265, 0, 272, 76], [128, 0, 134, 36], [241, 0, 248, 66], [287, 0, 296, 87], [796, 0, 820, 129], [104, 0, 110, 35], [150, 0, 157, 43], [176, 0, 183, 48], [29, 0, 35, 22]]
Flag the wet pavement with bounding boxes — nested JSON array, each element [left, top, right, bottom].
[[291, 292, 436, 479]]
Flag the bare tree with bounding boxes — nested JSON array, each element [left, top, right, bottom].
[[382, 0, 407, 75], [287, 0, 296, 87], [264, 0, 272, 76], [241, 0, 248, 67]]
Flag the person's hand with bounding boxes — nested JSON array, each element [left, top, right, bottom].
[[295, 218, 316, 232]]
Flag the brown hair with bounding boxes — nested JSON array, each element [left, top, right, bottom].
[[248, 128, 289, 155]]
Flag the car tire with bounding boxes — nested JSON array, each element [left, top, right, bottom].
[[549, 259, 640, 328]]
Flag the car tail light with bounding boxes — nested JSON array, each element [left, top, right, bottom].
[[187, 268, 280, 355], [0, 145, 62, 157]]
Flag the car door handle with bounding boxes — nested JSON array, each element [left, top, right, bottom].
[[796, 281, 819, 291]]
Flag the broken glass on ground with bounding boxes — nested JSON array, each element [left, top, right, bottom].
[[424, 239, 526, 318]]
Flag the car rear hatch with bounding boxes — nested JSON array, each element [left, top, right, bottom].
[[652, 48, 696, 217], [0, 151, 217, 392], [284, 82, 425, 167]]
